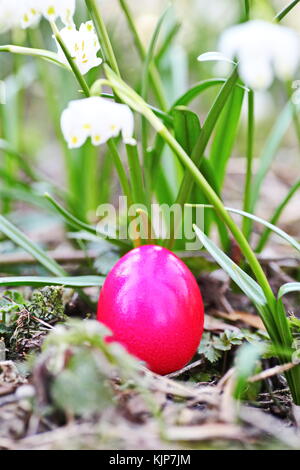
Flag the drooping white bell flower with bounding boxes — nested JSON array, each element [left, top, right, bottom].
[[20, 0, 76, 29], [198, 20, 300, 90], [61, 97, 136, 149], [19, 0, 41, 29], [0, 0, 22, 33], [40, 0, 76, 25], [55, 21, 102, 75]]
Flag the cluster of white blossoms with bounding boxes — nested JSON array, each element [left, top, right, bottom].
[[0, 0, 76, 33], [199, 20, 300, 90], [21, 0, 76, 28], [61, 97, 136, 149], [0, 0, 21, 33], [55, 21, 102, 75]]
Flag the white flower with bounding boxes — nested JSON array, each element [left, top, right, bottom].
[[61, 97, 136, 149], [55, 21, 102, 75], [20, 0, 41, 29], [0, 0, 23, 33], [20, 0, 76, 29], [219, 20, 300, 90]]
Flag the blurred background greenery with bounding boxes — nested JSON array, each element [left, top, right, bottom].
[[0, 0, 299, 257]]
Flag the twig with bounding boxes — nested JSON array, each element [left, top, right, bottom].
[[165, 423, 246, 442], [142, 367, 218, 403], [165, 359, 203, 379], [248, 363, 295, 383], [31, 315, 54, 330]]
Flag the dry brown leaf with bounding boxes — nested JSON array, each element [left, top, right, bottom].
[[204, 314, 240, 332], [213, 310, 266, 330]]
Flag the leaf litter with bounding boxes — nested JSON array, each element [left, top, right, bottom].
[[1, 260, 300, 450]]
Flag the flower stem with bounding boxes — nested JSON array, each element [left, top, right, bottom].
[[242, 89, 254, 239], [255, 179, 300, 253], [28, 28, 74, 195], [275, 0, 300, 22], [160, 127, 275, 306], [244, 0, 250, 20], [108, 139, 133, 205], [50, 22, 90, 98], [85, 0, 120, 77], [118, 0, 168, 111], [126, 143, 147, 209], [50, 21, 134, 223]]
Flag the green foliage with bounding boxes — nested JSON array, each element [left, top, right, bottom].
[[0, 215, 66, 276], [0, 287, 66, 355], [29, 287, 66, 322], [194, 224, 300, 404], [234, 342, 265, 401], [35, 319, 141, 416], [198, 329, 268, 364], [0, 276, 105, 288], [51, 350, 113, 416], [1, 0, 300, 410]]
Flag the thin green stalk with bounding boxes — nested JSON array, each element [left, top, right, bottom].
[[140, 7, 169, 207], [166, 67, 239, 249], [160, 127, 275, 307], [176, 67, 239, 205], [275, 0, 300, 21], [97, 149, 114, 204], [50, 22, 90, 97], [107, 139, 133, 205], [28, 28, 74, 195], [285, 81, 300, 154], [256, 180, 300, 253], [50, 20, 134, 225], [44, 192, 129, 248], [155, 23, 181, 65], [85, 0, 120, 76], [244, 0, 250, 20], [1, 31, 25, 213], [126, 144, 147, 208], [118, 0, 168, 110], [242, 90, 254, 239], [0, 215, 66, 277]]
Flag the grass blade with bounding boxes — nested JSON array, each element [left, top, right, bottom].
[[193, 224, 267, 306], [172, 78, 246, 108], [0, 276, 105, 288], [155, 21, 181, 65], [0, 45, 69, 69], [210, 83, 245, 186], [169, 68, 239, 247], [193, 224, 286, 350], [250, 102, 293, 213], [118, 0, 168, 110], [242, 90, 255, 239], [189, 204, 300, 254], [275, 0, 300, 21], [278, 283, 300, 299], [141, 6, 169, 100], [0, 216, 66, 277], [44, 193, 130, 249], [256, 180, 300, 253]]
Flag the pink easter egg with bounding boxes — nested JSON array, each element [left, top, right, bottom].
[[97, 245, 204, 375]]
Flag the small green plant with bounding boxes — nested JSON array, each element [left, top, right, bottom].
[[31, 319, 140, 417], [198, 329, 268, 364], [0, 287, 67, 357]]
